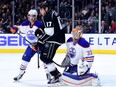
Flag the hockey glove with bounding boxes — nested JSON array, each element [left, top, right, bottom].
[[10, 26, 18, 34], [31, 43, 38, 51], [31, 41, 44, 51], [31, 45, 38, 51], [35, 28, 48, 44], [35, 28, 44, 38], [78, 60, 89, 76], [61, 53, 70, 67]]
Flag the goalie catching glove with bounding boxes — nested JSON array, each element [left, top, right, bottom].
[[78, 60, 90, 76]]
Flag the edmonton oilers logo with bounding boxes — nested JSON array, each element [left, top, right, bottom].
[[27, 30, 36, 40], [69, 47, 76, 58]]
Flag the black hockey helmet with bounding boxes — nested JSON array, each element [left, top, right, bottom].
[[39, 1, 50, 9]]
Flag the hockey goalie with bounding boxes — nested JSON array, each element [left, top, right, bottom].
[[61, 28, 100, 86]]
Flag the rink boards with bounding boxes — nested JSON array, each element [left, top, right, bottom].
[[0, 34, 116, 54]]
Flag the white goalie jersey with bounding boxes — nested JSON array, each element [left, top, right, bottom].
[[61, 28, 100, 86], [66, 37, 94, 68]]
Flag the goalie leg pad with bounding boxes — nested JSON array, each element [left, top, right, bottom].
[[62, 72, 99, 86]]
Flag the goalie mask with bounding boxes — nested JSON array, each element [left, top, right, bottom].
[[71, 28, 82, 40]]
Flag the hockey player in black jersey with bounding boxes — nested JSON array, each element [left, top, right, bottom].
[[35, 1, 65, 84]]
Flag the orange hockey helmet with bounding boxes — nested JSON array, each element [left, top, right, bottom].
[[71, 27, 83, 40]]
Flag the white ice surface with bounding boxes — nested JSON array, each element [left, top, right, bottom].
[[0, 53, 116, 87]]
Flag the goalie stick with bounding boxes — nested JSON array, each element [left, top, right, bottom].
[[53, 61, 67, 68]]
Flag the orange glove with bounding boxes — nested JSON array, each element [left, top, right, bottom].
[[10, 26, 18, 34], [31, 45, 38, 51], [31, 41, 43, 51], [31, 42, 39, 51]]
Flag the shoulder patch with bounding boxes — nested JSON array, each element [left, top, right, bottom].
[[67, 37, 73, 42], [78, 38, 90, 47]]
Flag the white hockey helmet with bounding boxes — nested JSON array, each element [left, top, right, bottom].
[[28, 9, 38, 17]]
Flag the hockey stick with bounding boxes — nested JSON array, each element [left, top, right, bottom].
[[16, 32, 40, 68], [53, 61, 66, 68], [37, 49, 40, 68], [17, 32, 32, 45], [53, 55, 70, 68], [17, 33, 66, 68]]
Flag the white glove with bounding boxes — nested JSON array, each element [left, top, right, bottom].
[[78, 60, 89, 75]]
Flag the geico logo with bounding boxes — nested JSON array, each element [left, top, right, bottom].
[[0, 36, 28, 46]]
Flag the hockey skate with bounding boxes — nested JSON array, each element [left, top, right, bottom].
[[48, 73, 61, 84], [13, 71, 25, 81]]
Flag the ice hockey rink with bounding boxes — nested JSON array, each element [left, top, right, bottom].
[[0, 53, 116, 87]]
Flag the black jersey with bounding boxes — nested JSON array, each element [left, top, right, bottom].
[[41, 10, 65, 44]]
